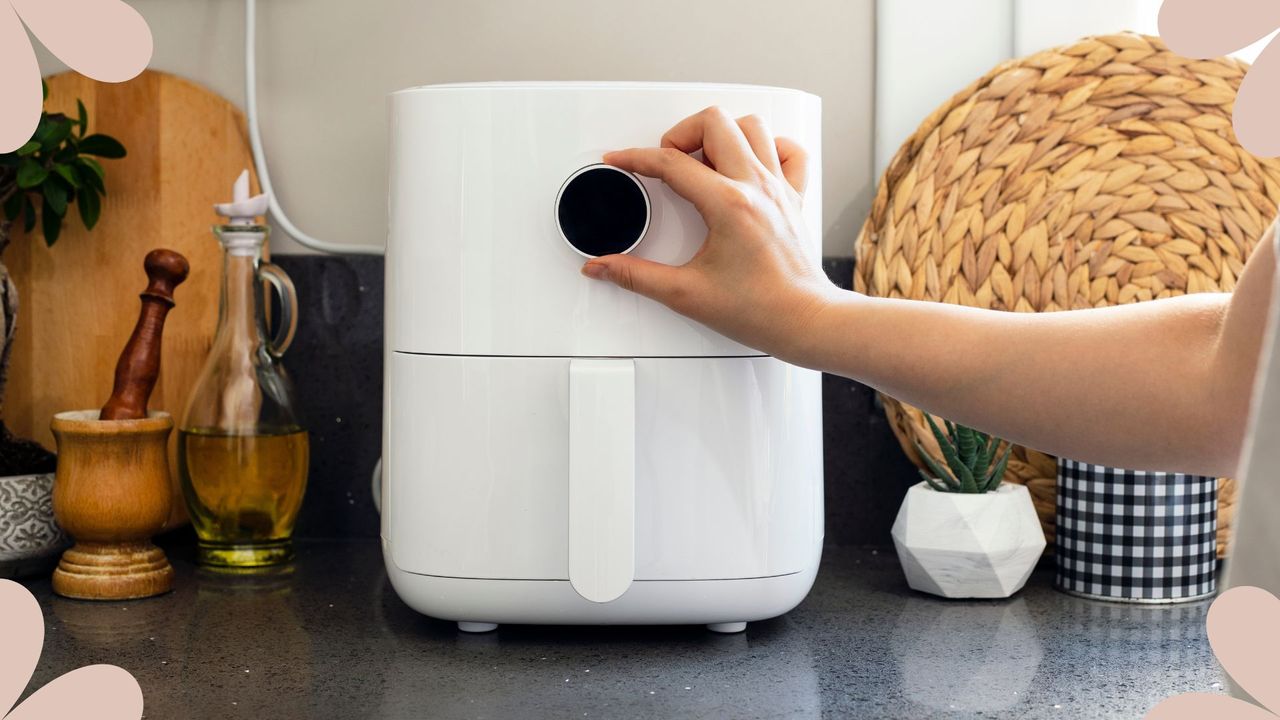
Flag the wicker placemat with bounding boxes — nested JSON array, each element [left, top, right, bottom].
[[854, 33, 1280, 557]]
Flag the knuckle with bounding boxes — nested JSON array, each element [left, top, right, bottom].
[[702, 105, 730, 121], [720, 184, 757, 212], [778, 136, 807, 160], [758, 174, 787, 201], [748, 163, 774, 185], [614, 263, 637, 292], [658, 147, 685, 166]]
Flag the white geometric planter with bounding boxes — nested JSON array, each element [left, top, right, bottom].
[[891, 481, 1046, 599]]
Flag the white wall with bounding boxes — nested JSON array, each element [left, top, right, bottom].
[[34, 0, 875, 256], [35, 1, 1246, 257], [875, 0, 1163, 177], [873, 0, 1266, 179]]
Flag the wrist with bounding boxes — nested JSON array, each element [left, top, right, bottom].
[[772, 280, 847, 369]]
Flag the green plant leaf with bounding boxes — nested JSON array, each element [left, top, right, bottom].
[[22, 196, 35, 233], [41, 199, 62, 246], [925, 414, 977, 492], [975, 433, 999, 477], [943, 419, 957, 445], [41, 117, 71, 152], [3, 191, 21, 221], [15, 141, 39, 157], [984, 442, 1013, 492], [926, 414, 950, 449], [956, 425, 978, 471], [77, 186, 101, 230], [16, 158, 48, 189], [34, 116, 72, 153], [77, 100, 88, 138], [34, 124, 52, 143], [77, 134, 126, 159], [53, 145, 77, 165], [74, 157, 105, 193], [52, 163, 79, 189], [42, 176, 68, 216], [914, 437, 960, 491], [920, 471, 950, 493]]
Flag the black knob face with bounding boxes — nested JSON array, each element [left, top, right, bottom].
[[555, 165, 650, 258]]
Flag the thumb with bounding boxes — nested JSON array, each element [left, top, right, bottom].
[[582, 254, 687, 307]]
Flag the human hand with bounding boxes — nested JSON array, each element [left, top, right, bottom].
[[581, 106, 837, 362]]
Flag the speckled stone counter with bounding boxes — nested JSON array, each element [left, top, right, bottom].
[[19, 541, 1224, 719]]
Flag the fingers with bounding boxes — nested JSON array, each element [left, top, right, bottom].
[[603, 146, 726, 214], [735, 114, 781, 174], [581, 254, 690, 310], [659, 106, 759, 180], [775, 136, 809, 195], [606, 107, 811, 209]]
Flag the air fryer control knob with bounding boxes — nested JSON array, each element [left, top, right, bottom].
[[555, 164, 651, 258]]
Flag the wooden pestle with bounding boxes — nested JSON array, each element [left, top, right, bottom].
[[99, 249, 190, 421]]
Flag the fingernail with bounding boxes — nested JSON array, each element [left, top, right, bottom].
[[582, 262, 607, 280]]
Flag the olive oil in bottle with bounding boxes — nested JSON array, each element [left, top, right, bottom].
[[179, 172, 309, 569], [179, 426, 309, 567]]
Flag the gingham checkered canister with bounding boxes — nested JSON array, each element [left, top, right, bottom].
[[1055, 459, 1217, 603]]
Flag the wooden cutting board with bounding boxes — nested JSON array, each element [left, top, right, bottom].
[[5, 70, 263, 528]]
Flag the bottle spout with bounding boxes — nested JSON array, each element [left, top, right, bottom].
[[214, 169, 269, 226]]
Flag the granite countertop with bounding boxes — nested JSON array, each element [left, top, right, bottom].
[[20, 541, 1224, 719]]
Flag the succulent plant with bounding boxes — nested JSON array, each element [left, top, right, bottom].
[[915, 416, 1012, 494]]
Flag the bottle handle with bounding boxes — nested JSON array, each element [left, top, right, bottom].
[[259, 262, 298, 357]]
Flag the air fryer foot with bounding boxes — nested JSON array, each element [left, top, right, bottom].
[[706, 622, 747, 634], [457, 621, 499, 633]]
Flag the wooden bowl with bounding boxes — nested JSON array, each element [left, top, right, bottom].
[[50, 410, 174, 600]]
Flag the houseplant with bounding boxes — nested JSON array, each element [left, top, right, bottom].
[[891, 416, 1045, 598], [0, 82, 125, 577]]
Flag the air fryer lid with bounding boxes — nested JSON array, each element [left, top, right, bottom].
[[386, 82, 822, 358]]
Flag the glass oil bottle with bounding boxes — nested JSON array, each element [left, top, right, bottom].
[[179, 170, 308, 569]]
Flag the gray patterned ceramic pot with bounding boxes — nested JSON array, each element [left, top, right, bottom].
[[0, 472, 69, 578]]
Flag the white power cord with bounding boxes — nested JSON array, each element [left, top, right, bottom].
[[245, 0, 387, 514], [244, 0, 384, 256]]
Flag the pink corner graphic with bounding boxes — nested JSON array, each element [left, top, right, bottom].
[[0, 0, 152, 152], [1147, 586, 1280, 719], [1160, 0, 1280, 156], [0, 579, 142, 720]]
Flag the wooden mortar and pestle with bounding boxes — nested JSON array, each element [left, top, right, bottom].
[[51, 249, 189, 600]]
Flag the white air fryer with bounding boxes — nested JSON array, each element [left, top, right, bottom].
[[383, 82, 823, 633]]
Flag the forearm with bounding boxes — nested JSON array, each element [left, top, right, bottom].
[[589, 109, 1272, 477], [793, 290, 1249, 476]]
